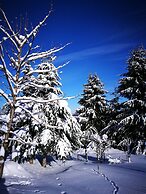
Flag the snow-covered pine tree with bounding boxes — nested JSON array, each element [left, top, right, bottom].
[[13, 55, 64, 164], [0, 9, 70, 177], [102, 95, 121, 148], [116, 47, 146, 154], [16, 58, 82, 166], [77, 74, 107, 160], [34, 60, 82, 164]]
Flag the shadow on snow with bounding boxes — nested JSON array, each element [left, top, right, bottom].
[[0, 178, 9, 194]]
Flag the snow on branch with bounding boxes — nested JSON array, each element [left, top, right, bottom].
[[119, 114, 135, 126], [4, 68, 15, 83], [0, 8, 22, 46], [0, 64, 3, 70], [20, 37, 35, 67], [56, 60, 70, 70], [0, 124, 8, 133], [9, 131, 37, 146], [0, 50, 15, 96], [17, 105, 41, 124], [0, 9, 53, 49], [16, 95, 77, 104], [0, 88, 12, 104], [18, 82, 56, 93], [124, 99, 146, 107], [16, 105, 63, 130], [0, 25, 19, 50], [26, 43, 70, 62], [25, 60, 70, 76], [21, 10, 52, 47]]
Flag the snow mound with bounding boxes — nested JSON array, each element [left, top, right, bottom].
[[105, 148, 127, 163], [105, 148, 124, 154], [107, 156, 121, 164], [4, 161, 31, 178]]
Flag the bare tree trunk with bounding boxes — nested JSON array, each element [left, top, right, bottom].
[[28, 155, 34, 164], [42, 156, 47, 167], [96, 144, 100, 161], [0, 156, 4, 178], [0, 139, 9, 178], [85, 148, 88, 162], [126, 139, 131, 163]]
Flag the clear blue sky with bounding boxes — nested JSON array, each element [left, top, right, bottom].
[[0, 0, 146, 112]]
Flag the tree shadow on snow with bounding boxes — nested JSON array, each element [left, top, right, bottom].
[[0, 178, 9, 194], [36, 154, 56, 166], [79, 154, 109, 163]]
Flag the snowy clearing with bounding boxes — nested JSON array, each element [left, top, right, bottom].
[[1, 148, 146, 194]]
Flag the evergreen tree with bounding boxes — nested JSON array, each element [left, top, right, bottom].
[[35, 60, 82, 163], [102, 95, 121, 148], [77, 74, 107, 160], [15, 59, 82, 165], [0, 9, 64, 176], [115, 47, 146, 153], [78, 74, 107, 132]]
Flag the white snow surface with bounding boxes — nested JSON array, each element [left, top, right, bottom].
[[4, 161, 31, 178], [1, 148, 146, 194]]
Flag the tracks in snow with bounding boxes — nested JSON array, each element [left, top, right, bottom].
[[93, 168, 119, 194], [57, 162, 119, 194]]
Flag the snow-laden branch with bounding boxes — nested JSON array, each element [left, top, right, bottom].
[[119, 114, 135, 126], [0, 9, 52, 48], [17, 82, 56, 94], [17, 105, 63, 130], [0, 49, 15, 97], [20, 37, 35, 68], [17, 105, 41, 124], [124, 99, 146, 107], [0, 88, 11, 104], [25, 60, 70, 76], [0, 25, 19, 50], [3, 67, 15, 83], [26, 43, 70, 62], [16, 95, 77, 104], [0, 8, 22, 45], [20, 10, 52, 47], [9, 131, 37, 146], [0, 64, 3, 70], [56, 60, 70, 70]]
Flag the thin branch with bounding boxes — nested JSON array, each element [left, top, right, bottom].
[[0, 8, 20, 45], [16, 95, 77, 104], [21, 10, 52, 47], [9, 131, 37, 146], [26, 60, 70, 76], [17, 105, 41, 124], [26, 43, 70, 62], [20, 36, 35, 67], [17, 82, 55, 94], [0, 49, 15, 82], [0, 25, 19, 50], [0, 88, 12, 104], [17, 105, 63, 130], [0, 46, 15, 97]]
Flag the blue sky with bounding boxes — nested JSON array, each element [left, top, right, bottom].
[[0, 0, 146, 112]]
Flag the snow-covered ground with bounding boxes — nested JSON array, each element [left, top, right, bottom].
[[1, 148, 146, 194]]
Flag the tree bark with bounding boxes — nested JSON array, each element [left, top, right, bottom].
[[85, 148, 88, 162], [42, 156, 47, 167], [0, 136, 10, 179], [0, 156, 4, 179], [28, 155, 34, 164]]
